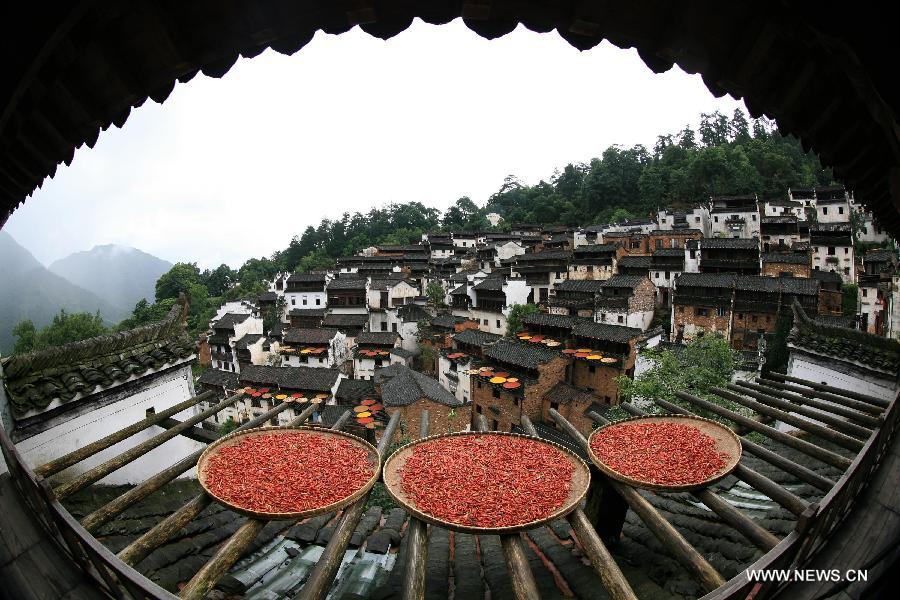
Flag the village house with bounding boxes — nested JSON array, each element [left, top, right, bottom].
[[650, 247, 686, 306], [672, 273, 739, 342], [647, 228, 702, 251], [787, 187, 818, 212], [709, 194, 760, 238], [760, 216, 807, 252], [416, 313, 479, 374], [1, 299, 200, 485], [698, 237, 761, 275], [810, 223, 855, 282], [237, 365, 344, 427], [353, 331, 402, 380], [196, 368, 241, 410], [367, 277, 420, 333], [787, 302, 899, 402], [233, 332, 270, 372], [548, 279, 605, 318], [594, 275, 656, 330], [656, 206, 710, 235], [761, 252, 812, 278], [602, 230, 650, 255], [209, 299, 258, 324], [512, 250, 571, 304], [288, 307, 326, 329], [762, 197, 805, 219], [375, 364, 468, 440], [208, 312, 263, 373], [284, 272, 329, 312], [616, 254, 651, 277], [425, 233, 455, 259], [464, 276, 532, 335], [854, 211, 891, 245], [811, 269, 844, 316], [438, 329, 502, 405], [813, 186, 852, 223], [567, 243, 618, 281], [279, 328, 346, 369]]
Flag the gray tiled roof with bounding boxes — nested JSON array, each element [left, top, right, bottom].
[[675, 273, 738, 288], [322, 313, 369, 328], [397, 304, 432, 322], [212, 313, 252, 330], [516, 250, 572, 261], [554, 280, 607, 293], [283, 328, 339, 345], [429, 313, 466, 328], [572, 320, 643, 343], [390, 347, 415, 359], [233, 333, 264, 350], [602, 274, 647, 289], [327, 278, 368, 290], [288, 308, 327, 317], [335, 378, 377, 402], [484, 339, 559, 370], [522, 312, 576, 329], [287, 272, 327, 283], [197, 368, 240, 389], [543, 381, 596, 405], [375, 364, 460, 407], [617, 256, 651, 268], [761, 252, 809, 265], [574, 243, 617, 253], [700, 238, 760, 249], [239, 365, 341, 392], [453, 329, 502, 348], [356, 331, 399, 346], [865, 249, 896, 262], [652, 248, 685, 257], [472, 278, 504, 291]]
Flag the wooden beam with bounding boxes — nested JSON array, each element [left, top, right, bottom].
[[54, 393, 242, 499], [650, 398, 835, 492], [297, 411, 401, 600], [709, 387, 865, 451], [82, 402, 296, 533], [401, 410, 430, 600], [35, 391, 215, 477], [564, 410, 725, 593], [113, 403, 308, 559], [766, 372, 889, 408], [672, 391, 852, 470], [177, 410, 352, 600], [752, 378, 883, 421], [520, 415, 637, 600], [692, 489, 779, 551], [729, 382, 874, 439], [616, 404, 808, 516]]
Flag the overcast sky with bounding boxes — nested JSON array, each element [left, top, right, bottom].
[[4, 19, 745, 270]]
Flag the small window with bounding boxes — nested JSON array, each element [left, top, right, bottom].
[[695, 216, 700, 222], [714, 216, 719, 222], [863, 288, 868, 297], [302, 298, 307, 306], [828, 247, 836, 256], [617, 315, 624, 323], [588, 364, 596, 373], [717, 308, 727, 317], [493, 388, 500, 399], [476, 404, 482, 414], [752, 214, 757, 221], [839, 206, 844, 214], [496, 320, 501, 329], [752, 315, 758, 322], [291, 298, 296, 306], [696, 308, 709, 317], [823, 207, 828, 215], [316, 298, 321, 305]]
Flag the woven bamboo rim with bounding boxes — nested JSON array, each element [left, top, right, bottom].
[[382, 431, 590, 534], [586, 414, 742, 492], [197, 426, 380, 520]]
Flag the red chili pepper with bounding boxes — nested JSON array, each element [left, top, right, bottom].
[[204, 433, 374, 513], [589, 422, 728, 486], [398, 435, 573, 528]]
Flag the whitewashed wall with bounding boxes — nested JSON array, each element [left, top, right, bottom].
[[15, 365, 202, 485]]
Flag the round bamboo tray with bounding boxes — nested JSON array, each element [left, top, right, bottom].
[[383, 431, 590, 534], [587, 415, 742, 492], [197, 426, 380, 520]]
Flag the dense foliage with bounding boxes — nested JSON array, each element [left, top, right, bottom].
[[505, 303, 539, 337], [12, 309, 108, 354]]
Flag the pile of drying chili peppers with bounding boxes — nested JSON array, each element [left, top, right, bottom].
[[398, 434, 574, 528], [204, 432, 374, 513], [590, 421, 729, 486]]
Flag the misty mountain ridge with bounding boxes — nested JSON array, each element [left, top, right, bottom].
[[0, 231, 126, 353], [49, 243, 173, 315]]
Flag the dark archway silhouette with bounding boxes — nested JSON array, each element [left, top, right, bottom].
[[1, 2, 897, 235]]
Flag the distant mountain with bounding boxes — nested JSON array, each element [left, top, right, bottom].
[[49, 244, 173, 315], [0, 231, 126, 353]]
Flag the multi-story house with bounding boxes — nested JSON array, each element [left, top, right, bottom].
[[237, 365, 345, 426], [650, 248, 686, 306], [647, 229, 702, 252], [452, 231, 478, 250], [602, 230, 649, 255], [617, 255, 651, 277], [353, 331, 402, 380], [657, 206, 710, 236], [762, 197, 805, 219], [760, 216, 806, 252], [288, 307, 326, 329], [709, 194, 760, 238], [209, 300, 258, 325], [811, 270, 844, 316], [698, 238, 761, 275], [810, 223, 855, 283], [858, 277, 889, 336], [814, 186, 852, 223], [367, 277, 420, 334], [548, 279, 605, 318], [437, 329, 502, 405], [327, 276, 368, 313], [594, 275, 656, 330], [512, 250, 571, 304], [234, 333, 270, 372], [375, 364, 469, 441], [284, 272, 329, 312], [426, 234, 455, 259], [567, 244, 618, 281], [463, 276, 531, 335], [208, 313, 263, 373], [280, 328, 346, 369], [761, 253, 811, 278]]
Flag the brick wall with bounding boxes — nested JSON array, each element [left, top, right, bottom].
[[542, 401, 597, 438], [471, 378, 524, 432], [673, 305, 731, 339], [629, 279, 657, 313], [385, 398, 471, 442], [818, 290, 843, 315], [761, 262, 811, 278]]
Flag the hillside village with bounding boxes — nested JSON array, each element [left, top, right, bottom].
[[193, 186, 899, 438]]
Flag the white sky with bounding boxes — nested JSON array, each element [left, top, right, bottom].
[[4, 19, 745, 270]]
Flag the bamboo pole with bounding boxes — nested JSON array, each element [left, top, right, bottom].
[[55, 393, 242, 498], [746, 379, 882, 424], [709, 387, 865, 451], [297, 411, 401, 600], [115, 403, 310, 561], [615, 404, 808, 516], [177, 410, 352, 600], [518, 415, 638, 600], [84, 401, 295, 533], [766, 372, 889, 408], [35, 391, 215, 477], [575, 409, 726, 593], [672, 391, 852, 470], [401, 410, 430, 600], [651, 398, 835, 491]]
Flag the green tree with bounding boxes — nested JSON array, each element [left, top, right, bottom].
[[116, 298, 177, 331], [616, 335, 743, 424], [13, 309, 108, 354], [425, 281, 445, 306], [842, 284, 859, 317], [219, 417, 239, 435], [505, 303, 539, 337], [156, 263, 202, 302]]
